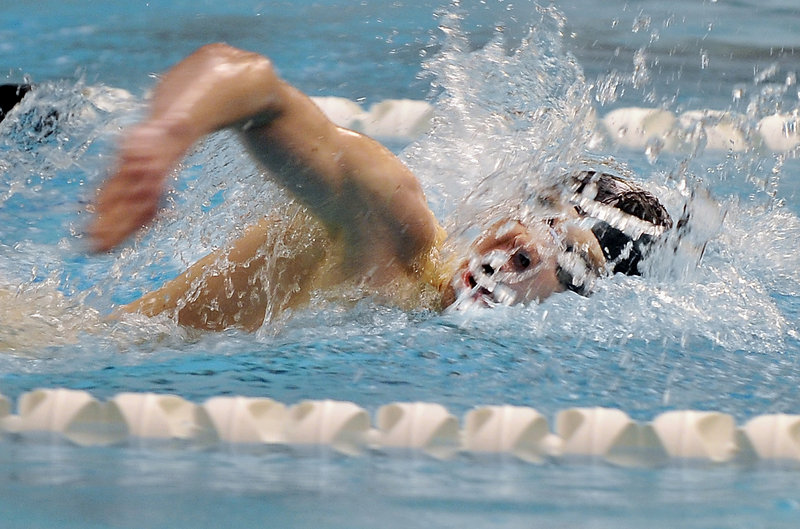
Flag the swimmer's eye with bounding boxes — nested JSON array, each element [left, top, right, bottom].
[[512, 250, 532, 270]]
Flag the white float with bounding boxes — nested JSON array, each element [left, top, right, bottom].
[[742, 414, 800, 461], [602, 107, 678, 150], [82, 85, 135, 113], [376, 402, 460, 458], [757, 113, 800, 151], [203, 396, 287, 444], [600, 106, 800, 153], [5, 388, 127, 446], [651, 410, 741, 462], [300, 96, 800, 153], [283, 399, 370, 455], [111, 392, 215, 442], [311, 96, 434, 143], [463, 405, 559, 462], [357, 99, 434, 141], [678, 110, 750, 152], [556, 407, 667, 466], [310, 96, 366, 130], [0, 393, 9, 418]]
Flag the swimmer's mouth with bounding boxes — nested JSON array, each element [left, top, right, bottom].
[[464, 271, 494, 303], [450, 257, 519, 310], [453, 270, 497, 308]]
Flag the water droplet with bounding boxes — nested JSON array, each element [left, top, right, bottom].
[[754, 62, 779, 84], [645, 138, 664, 164], [700, 50, 709, 70], [632, 15, 651, 34]]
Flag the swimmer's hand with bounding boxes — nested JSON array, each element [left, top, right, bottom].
[[89, 120, 193, 251], [88, 43, 277, 251]]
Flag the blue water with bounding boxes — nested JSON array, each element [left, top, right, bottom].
[[2, 0, 800, 528]]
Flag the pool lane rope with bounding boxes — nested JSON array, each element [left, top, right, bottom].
[[307, 97, 800, 153], [1, 388, 799, 466], [63, 88, 800, 153]]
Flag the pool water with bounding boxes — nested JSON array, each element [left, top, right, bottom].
[[2, 0, 800, 528]]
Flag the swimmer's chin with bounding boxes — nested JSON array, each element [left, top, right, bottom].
[[443, 280, 499, 312]]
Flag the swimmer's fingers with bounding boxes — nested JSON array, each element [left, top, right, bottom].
[[89, 164, 165, 252], [89, 121, 194, 251]]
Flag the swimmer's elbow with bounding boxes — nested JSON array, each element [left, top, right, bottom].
[[181, 43, 283, 129], [194, 43, 274, 72]]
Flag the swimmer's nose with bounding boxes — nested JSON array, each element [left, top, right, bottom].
[[477, 250, 510, 277]]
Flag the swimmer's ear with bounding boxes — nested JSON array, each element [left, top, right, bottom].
[[560, 223, 606, 274], [0, 84, 32, 123], [551, 219, 607, 297]]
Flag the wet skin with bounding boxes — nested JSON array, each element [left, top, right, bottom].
[[91, 43, 607, 330], [448, 217, 605, 308]]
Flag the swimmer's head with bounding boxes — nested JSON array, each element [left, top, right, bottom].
[[444, 216, 606, 309]]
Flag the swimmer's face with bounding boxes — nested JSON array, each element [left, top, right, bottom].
[[448, 220, 566, 308]]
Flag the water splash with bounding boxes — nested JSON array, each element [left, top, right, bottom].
[[405, 4, 603, 245], [398, 1, 800, 357], [0, 1, 798, 363]]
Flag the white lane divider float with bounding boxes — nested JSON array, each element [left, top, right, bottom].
[[311, 97, 435, 144], [1, 388, 127, 446], [0, 388, 798, 466], [203, 396, 286, 445], [310, 96, 800, 153], [464, 405, 558, 463], [284, 399, 370, 455], [556, 407, 668, 467], [0, 393, 10, 420], [743, 414, 800, 460], [33, 87, 800, 153], [112, 392, 216, 444], [651, 410, 743, 462], [376, 402, 460, 458]]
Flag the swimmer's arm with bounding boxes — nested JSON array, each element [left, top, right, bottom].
[[121, 216, 324, 331], [90, 43, 439, 270]]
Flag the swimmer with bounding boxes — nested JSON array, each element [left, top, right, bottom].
[[89, 43, 671, 331]]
